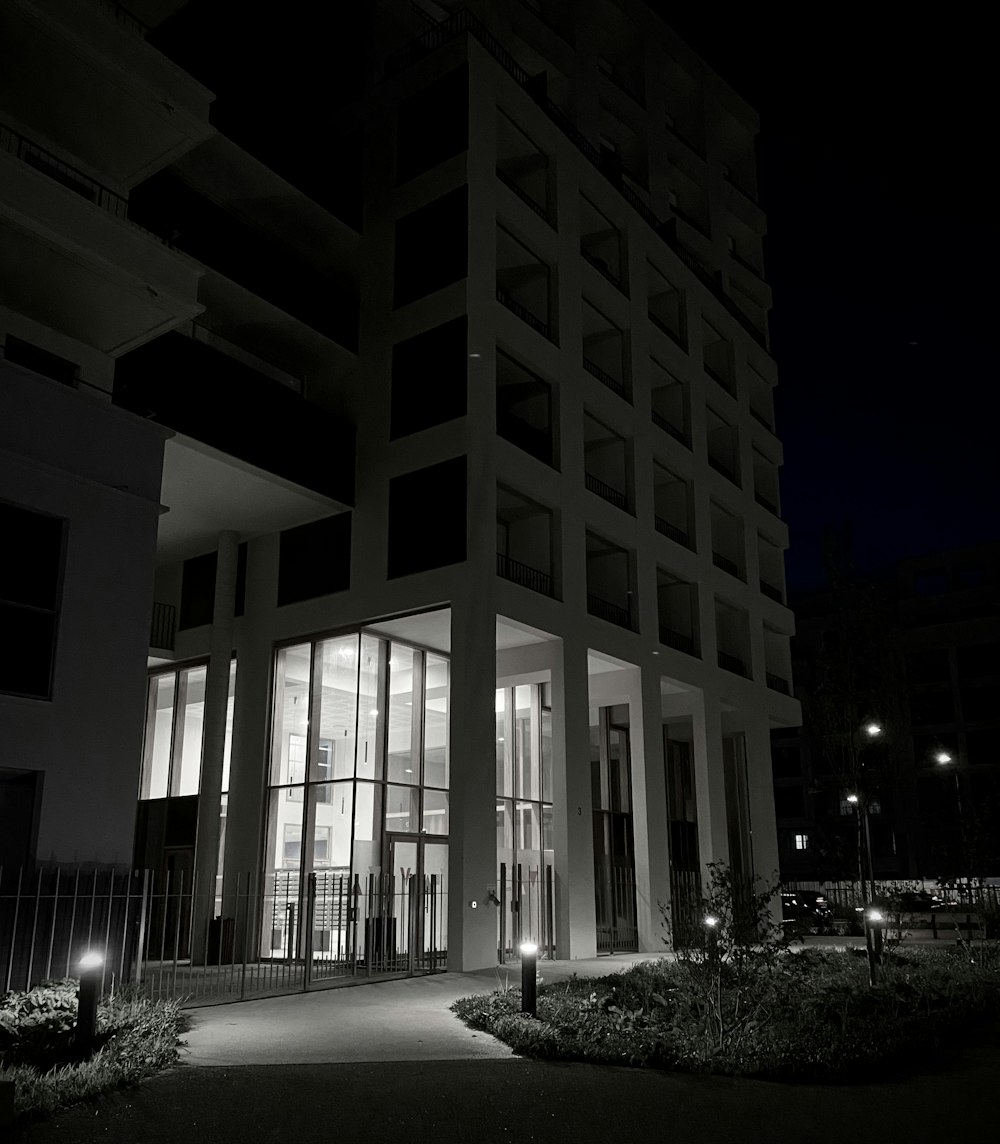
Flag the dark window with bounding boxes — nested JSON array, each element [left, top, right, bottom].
[[957, 643, 1000, 679], [0, 768, 42, 867], [278, 514, 352, 606], [4, 336, 78, 386], [774, 786, 804, 819], [771, 746, 801, 779], [905, 648, 951, 684], [960, 686, 999, 722], [397, 65, 469, 183], [179, 552, 217, 631], [394, 187, 468, 308], [391, 317, 468, 439], [965, 729, 998, 767], [909, 688, 956, 725], [387, 456, 467, 578], [0, 501, 64, 699], [496, 350, 555, 466]]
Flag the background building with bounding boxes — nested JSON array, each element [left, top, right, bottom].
[[773, 542, 1000, 888], [1, 0, 797, 979]]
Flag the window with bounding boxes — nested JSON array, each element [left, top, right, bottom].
[[3, 335, 78, 386], [0, 501, 64, 699], [278, 514, 352, 606], [396, 65, 468, 183], [391, 317, 468, 439], [387, 456, 467, 578], [496, 350, 555, 466], [394, 187, 468, 307], [794, 833, 809, 851]]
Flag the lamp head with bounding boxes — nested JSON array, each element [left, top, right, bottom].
[[846, 793, 859, 804], [78, 951, 103, 970], [519, 942, 538, 957], [704, 915, 720, 928], [935, 751, 953, 766], [864, 722, 883, 738]]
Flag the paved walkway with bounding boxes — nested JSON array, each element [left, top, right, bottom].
[[183, 953, 661, 1066]]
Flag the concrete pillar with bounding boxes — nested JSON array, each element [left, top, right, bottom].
[[191, 530, 238, 958], [744, 711, 780, 891], [447, 593, 499, 971], [691, 691, 729, 883], [551, 637, 596, 959], [629, 665, 670, 952]]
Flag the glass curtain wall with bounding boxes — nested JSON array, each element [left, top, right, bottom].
[[263, 633, 450, 965], [592, 705, 638, 952], [496, 683, 554, 959]]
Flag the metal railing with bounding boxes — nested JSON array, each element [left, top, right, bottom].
[[496, 552, 553, 596], [717, 649, 747, 676], [648, 309, 686, 349], [581, 248, 625, 292], [585, 472, 628, 511], [708, 454, 740, 486], [712, 551, 743, 579], [594, 863, 638, 953], [1, 866, 446, 1005], [760, 579, 784, 604], [94, 0, 148, 36], [496, 166, 553, 225], [149, 602, 176, 650], [587, 593, 632, 630], [387, 6, 768, 350], [582, 357, 626, 398], [651, 410, 688, 446], [766, 672, 791, 695], [750, 405, 775, 432], [1, 122, 128, 220], [755, 491, 780, 516], [704, 360, 736, 396], [659, 625, 695, 656], [496, 285, 552, 340], [654, 516, 689, 547]]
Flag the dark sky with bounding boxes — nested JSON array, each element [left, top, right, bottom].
[[658, 7, 997, 590]]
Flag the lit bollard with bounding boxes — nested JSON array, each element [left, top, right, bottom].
[[864, 909, 883, 988], [520, 942, 538, 1017], [704, 915, 720, 963], [75, 951, 104, 1056]]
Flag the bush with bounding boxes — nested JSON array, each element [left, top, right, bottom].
[[0, 981, 187, 1120]]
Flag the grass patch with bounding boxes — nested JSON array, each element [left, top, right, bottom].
[[1, 979, 187, 1121], [453, 945, 1000, 1081]]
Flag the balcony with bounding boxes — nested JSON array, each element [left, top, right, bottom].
[[655, 516, 689, 547], [717, 650, 747, 676], [708, 455, 740, 486], [766, 672, 791, 695], [760, 580, 784, 604], [497, 553, 553, 597], [750, 405, 774, 432], [755, 491, 780, 516], [496, 286, 552, 340], [588, 594, 632, 629], [651, 410, 688, 447], [581, 247, 624, 292], [150, 602, 177, 652], [659, 625, 694, 656], [114, 332, 355, 505], [586, 473, 628, 512], [712, 551, 743, 580], [583, 357, 626, 399]]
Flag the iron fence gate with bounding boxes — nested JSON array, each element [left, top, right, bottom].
[[594, 863, 638, 953], [1, 866, 446, 1005], [498, 862, 554, 962]]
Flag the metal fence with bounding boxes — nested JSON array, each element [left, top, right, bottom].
[[498, 862, 554, 962], [1, 866, 446, 1005], [594, 863, 638, 953]]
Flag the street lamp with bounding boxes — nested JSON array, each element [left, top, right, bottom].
[[864, 723, 883, 739]]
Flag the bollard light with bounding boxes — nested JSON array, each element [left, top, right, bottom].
[[75, 951, 103, 1056], [519, 942, 538, 1017]]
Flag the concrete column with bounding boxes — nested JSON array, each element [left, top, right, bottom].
[[191, 530, 239, 957], [447, 593, 499, 971], [744, 711, 780, 890], [691, 691, 729, 882], [629, 665, 670, 952], [551, 637, 596, 959]]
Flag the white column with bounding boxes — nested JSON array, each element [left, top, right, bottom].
[[192, 531, 239, 957], [629, 665, 670, 952], [551, 637, 596, 959], [691, 691, 729, 881], [447, 593, 499, 971]]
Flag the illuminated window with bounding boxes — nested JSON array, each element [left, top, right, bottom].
[[794, 833, 809, 851]]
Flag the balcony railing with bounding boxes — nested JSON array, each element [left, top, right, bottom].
[[712, 551, 743, 579], [1, 121, 128, 219], [588, 593, 632, 629], [717, 649, 747, 676], [724, 169, 758, 205], [671, 201, 710, 239], [708, 454, 740, 486], [497, 166, 553, 225], [760, 579, 784, 604], [766, 672, 791, 695], [150, 602, 176, 651], [585, 473, 628, 511], [496, 552, 553, 597], [750, 405, 775, 432], [654, 516, 689, 547], [659, 625, 695, 656], [496, 286, 552, 340], [581, 248, 625, 293], [497, 411, 553, 466], [729, 248, 765, 281], [388, 5, 768, 351], [582, 357, 626, 398], [755, 491, 780, 516], [651, 410, 688, 446], [647, 310, 686, 350], [94, 0, 148, 36], [704, 361, 736, 396]]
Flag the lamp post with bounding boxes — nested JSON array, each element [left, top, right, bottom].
[[75, 951, 103, 1056], [935, 751, 966, 885], [704, 915, 720, 964], [863, 909, 883, 987], [519, 942, 537, 1017]]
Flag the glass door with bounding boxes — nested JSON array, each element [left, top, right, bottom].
[[387, 835, 447, 972]]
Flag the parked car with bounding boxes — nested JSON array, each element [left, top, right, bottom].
[[895, 890, 948, 912], [781, 890, 835, 932]]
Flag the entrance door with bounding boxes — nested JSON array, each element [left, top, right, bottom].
[[387, 835, 448, 972]]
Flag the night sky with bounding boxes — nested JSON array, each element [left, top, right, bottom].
[[660, 8, 997, 591]]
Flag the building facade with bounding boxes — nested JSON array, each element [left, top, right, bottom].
[[1, 0, 798, 975]]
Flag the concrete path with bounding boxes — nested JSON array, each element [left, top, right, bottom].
[[182, 953, 662, 1066]]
